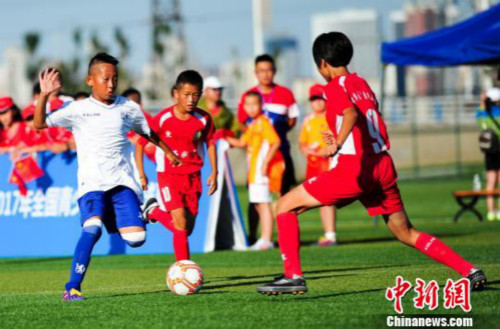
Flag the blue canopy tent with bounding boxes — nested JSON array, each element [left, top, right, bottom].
[[382, 3, 500, 67], [379, 4, 500, 111]]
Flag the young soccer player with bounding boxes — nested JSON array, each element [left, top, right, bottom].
[[298, 84, 337, 246], [140, 70, 218, 261], [34, 53, 181, 301], [226, 92, 284, 250], [257, 32, 487, 294]]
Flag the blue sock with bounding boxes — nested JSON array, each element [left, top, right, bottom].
[[65, 224, 102, 292]]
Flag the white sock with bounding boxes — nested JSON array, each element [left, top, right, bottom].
[[325, 232, 336, 241]]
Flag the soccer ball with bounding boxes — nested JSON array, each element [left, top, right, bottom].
[[166, 260, 204, 295]]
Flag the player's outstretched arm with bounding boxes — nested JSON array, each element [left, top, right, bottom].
[[225, 136, 246, 148], [141, 130, 182, 166], [34, 69, 61, 130], [134, 142, 148, 190], [206, 144, 218, 196]]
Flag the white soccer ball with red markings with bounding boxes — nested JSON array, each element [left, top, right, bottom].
[[166, 260, 204, 295]]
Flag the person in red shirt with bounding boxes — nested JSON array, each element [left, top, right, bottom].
[[298, 84, 337, 247], [140, 70, 218, 261], [237, 54, 300, 245], [257, 32, 487, 295], [0, 97, 41, 156], [21, 104, 71, 154]]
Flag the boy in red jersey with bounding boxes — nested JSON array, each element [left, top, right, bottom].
[[257, 32, 487, 295], [140, 70, 217, 261]]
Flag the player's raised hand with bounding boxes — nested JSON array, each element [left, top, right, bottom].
[[39, 68, 62, 95], [321, 131, 335, 146], [207, 172, 218, 196]]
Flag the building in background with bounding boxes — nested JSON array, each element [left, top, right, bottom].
[[311, 9, 381, 94], [0, 47, 31, 106], [265, 35, 299, 88], [404, 2, 445, 96], [386, 10, 407, 97], [138, 34, 187, 108]]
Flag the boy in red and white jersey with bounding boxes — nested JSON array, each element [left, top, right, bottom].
[[257, 32, 487, 295], [139, 70, 218, 261]]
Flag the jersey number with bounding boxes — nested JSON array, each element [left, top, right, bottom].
[[366, 109, 387, 154]]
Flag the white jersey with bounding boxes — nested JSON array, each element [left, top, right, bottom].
[[46, 96, 151, 199]]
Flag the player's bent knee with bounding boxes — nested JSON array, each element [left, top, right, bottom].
[[121, 231, 146, 248], [82, 218, 103, 239]]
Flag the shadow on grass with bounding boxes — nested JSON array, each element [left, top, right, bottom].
[[215, 264, 411, 282], [270, 287, 386, 302], [203, 273, 356, 291], [300, 231, 474, 247], [92, 289, 231, 299]]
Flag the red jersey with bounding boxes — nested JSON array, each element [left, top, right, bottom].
[[0, 122, 39, 148], [324, 73, 390, 158], [153, 106, 215, 175]]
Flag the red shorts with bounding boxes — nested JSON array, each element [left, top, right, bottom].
[[157, 172, 202, 215], [303, 153, 404, 216]]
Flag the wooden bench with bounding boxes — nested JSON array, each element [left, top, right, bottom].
[[452, 189, 500, 222]]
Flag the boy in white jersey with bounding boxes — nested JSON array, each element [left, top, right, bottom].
[[34, 53, 181, 301]]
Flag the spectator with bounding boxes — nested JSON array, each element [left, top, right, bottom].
[[237, 54, 300, 243], [21, 104, 69, 154], [122, 88, 156, 163], [298, 84, 337, 246], [198, 76, 239, 138], [122, 87, 142, 106], [74, 91, 90, 101], [0, 97, 40, 156], [477, 87, 500, 221], [226, 91, 284, 250]]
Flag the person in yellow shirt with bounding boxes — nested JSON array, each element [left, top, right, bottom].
[[226, 91, 284, 251], [298, 84, 337, 246]]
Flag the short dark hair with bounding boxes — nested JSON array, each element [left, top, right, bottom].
[[74, 91, 90, 100], [312, 32, 353, 68], [255, 54, 275, 68], [245, 91, 262, 104], [175, 70, 203, 91], [121, 88, 141, 99], [88, 52, 119, 74], [33, 82, 41, 96]]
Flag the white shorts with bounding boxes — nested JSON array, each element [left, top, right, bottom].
[[249, 183, 271, 203]]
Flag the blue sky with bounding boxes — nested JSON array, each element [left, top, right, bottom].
[[0, 0, 473, 77]]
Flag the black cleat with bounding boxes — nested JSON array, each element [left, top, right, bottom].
[[257, 276, 308, 295], [467, 268, 487, 291], [142, 198, 159, 223]]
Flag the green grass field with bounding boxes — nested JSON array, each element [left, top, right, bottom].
[[1, 176, 499, 329]]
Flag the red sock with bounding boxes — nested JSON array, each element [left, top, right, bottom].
[[173, 230, 190, 261], [150, 208, 175, 230], [150, 208, 190, 261], [277, 212, 302, 278], [415, 233, 474, 277]]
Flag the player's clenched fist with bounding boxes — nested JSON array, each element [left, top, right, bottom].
[[39, 68, 62, 95]]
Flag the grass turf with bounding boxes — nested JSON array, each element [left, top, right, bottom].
[[0, 176, 499, 329]]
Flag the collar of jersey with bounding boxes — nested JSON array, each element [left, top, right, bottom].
[[89, 95, 119, 109]]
